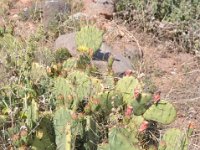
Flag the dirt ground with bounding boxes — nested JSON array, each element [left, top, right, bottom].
[[1, 0, 200, 149]]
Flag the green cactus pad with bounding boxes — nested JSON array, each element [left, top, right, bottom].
[[158, 128, 189, 150], [109, 127, 140, 150], [143, 100, 176, 125], [67, 70, 91, 102], [91, 78, 103, 96], [127, 116, 144, 138], [53, 77, 74, 107], [84, 116, 97, 150], [26, 99, 39, 127], [76, 26, 103, 53], [102, 75, 115, 90], [115, 76, 141, 105], [31, 117, 56, 150], [98, 91, 123, 115], [62, 58, 78, 71], [53, 107, 83, 150], [132, 93, 152, 116], [97, 92, 113, 114]]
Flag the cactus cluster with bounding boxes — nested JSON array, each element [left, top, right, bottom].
[[43, 51, 187, 150], [46, 57, 183, 150], [0, 26, 192, 150]]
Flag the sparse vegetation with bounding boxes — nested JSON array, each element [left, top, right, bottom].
[[115, 0, 200, 53]]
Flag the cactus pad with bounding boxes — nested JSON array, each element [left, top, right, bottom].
[[132, 93, 152, 116], [108, 127, 140, 150], [53, 77, 74, 107], [53, 107, 73, 149], [115, 76, 141, 105], [67, 70, 91, 102], [143, 100, 176, 125], [158, 128, 188, 150], [62, 58, 78, 72], [76, 26, 103, 54]]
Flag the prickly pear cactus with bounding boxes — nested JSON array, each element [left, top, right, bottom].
[[115, 76, 142, 105], [31, 117, 56, 150], [84, 116, 97, 150], [53, 77, 74, 108], [90, 78, 103, 96], [53, 107, 73, 150], [108, 127, 140, 150], [102, 75, 115, 90], [158, 128, 188, 150], [97, 92, 113, 115], [26, 99, 39, 127], [132, 93, 152, 116], [67, 71, 91, 109], [76, 26, 103, 54], [143, 100, 176, 125], [62, 58, 78, 71], [97, 91, 123, 115], [127, 116, 144, 139]]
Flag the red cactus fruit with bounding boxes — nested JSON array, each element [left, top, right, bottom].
[[124, 70, 133, 76], [92, 99, 100, 105], [125, 106, 133, 116], [71, 112, 78, 120], [188, 122, 196, 136], [134, 88, 140, 99], [139, 121, 149, 132], [153, 91, 161, 103]]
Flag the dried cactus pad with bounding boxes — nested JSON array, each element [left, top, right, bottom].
[[143, 100, 176, 125], [76, 26, 103, 53], [158, 128, 188, 150]]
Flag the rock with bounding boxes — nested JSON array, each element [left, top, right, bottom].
[[113, 43, 143, 61], [42, 0, 70, 28], [83, 0, 114, 19], [54, 32, 78, 56], [92, 60, 108, 73], [93, 42, 134, 75]]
